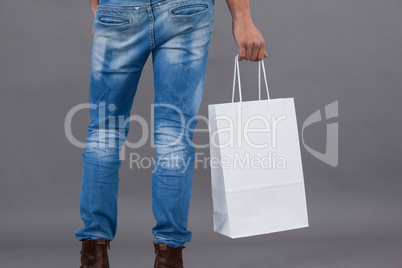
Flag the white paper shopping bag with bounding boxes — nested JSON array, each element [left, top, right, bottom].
[[208, 55, 309, 238]]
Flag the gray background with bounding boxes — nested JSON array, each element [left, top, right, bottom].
[[0, 0, 401, 267]]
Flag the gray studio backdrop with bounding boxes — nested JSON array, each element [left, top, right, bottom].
[[0, 0, 401, 267]]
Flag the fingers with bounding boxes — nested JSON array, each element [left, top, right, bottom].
[[257, 46, 266, 61], [238, 46, 246, 61], [245, 43, 253, 61], [251, 42, 260, 61], [239, 40, 267, 62]]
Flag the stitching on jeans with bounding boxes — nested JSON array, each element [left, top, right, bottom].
[[96, 0, 213, 11], [97, 14, 132, 27], [96, 0, 169, 11], [147, 1, 156, 50], [169, 3, 209, 18]]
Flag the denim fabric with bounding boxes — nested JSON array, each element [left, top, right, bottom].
[[75, 0, 214, 247]]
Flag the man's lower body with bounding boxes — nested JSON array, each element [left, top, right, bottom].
[[75, 0, 214, 266]]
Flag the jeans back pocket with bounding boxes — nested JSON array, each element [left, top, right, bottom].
[[97, 14, 131, 27], [169, 3, 209, 18]]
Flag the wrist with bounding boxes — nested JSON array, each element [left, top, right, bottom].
[[231, 11, 252, 22]]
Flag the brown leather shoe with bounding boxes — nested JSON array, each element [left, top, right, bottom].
[[153, 242, 186, 268], [80, 238, 110, 268]]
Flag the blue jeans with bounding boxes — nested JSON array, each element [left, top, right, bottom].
[[75, 0, 214, 248]]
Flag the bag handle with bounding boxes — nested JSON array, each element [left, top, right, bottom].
[[231, 54, 271, 105]]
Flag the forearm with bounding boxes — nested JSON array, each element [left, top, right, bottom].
[[90, 0, 99, 15], [225, 0, 252, 21], [226, 0, 267, 61]]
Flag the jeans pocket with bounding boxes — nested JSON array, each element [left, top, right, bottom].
[[169, 3, 209, 18], [97, 14, 131, 27]]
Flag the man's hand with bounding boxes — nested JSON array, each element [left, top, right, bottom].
[[226, 0, 268, 61], [90, 0, 99, 37], [233, 17, 267, 61]]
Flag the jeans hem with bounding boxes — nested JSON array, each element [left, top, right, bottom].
[[153, 236, 187, 248], [75, 232, 114, 242]]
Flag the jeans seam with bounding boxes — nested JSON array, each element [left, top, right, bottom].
[[97, 0, 172, 10], [148, 7, 156, 50]]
